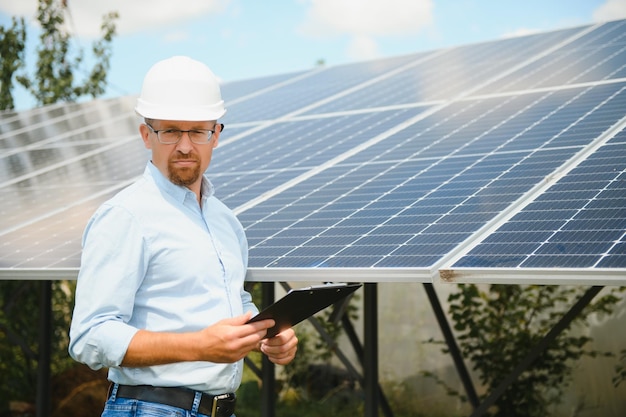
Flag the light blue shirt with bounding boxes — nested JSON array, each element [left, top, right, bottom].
[[69, 162, 258, 394]]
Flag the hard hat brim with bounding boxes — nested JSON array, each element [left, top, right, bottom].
[[135, 98, 226, 121]]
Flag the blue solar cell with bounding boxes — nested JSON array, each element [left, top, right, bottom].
[[598, 253, 626, 268], [374, 254, 442, 268], [522, 255, 602, 268], [534, 242, 614, 255], [221, 71, 309, 102]]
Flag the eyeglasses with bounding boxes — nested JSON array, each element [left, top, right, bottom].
[[145, 123, 224, 145]]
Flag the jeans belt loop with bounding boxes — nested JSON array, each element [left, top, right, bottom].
[[107, 383, 119, 401]]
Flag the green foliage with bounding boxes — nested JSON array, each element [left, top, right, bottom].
[[245, 282, 361, 402], [4, 0, 119, 108], [280, 292, 359, 394], [237, 379, 439, 417], [236, 384, 366, 417], [614, 348, 626, 387], [0, 16, 26, 110], [428, 284, 624, 417], [0, 281, 75, 411]]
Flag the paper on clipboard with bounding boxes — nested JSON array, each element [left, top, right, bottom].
[[247, 283, 362, 338]]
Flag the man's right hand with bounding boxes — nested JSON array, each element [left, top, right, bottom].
[[121, 312, 275, 367], [197, 312, 275, 363]]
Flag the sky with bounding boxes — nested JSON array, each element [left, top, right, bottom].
[[1, 0, 625, 111]]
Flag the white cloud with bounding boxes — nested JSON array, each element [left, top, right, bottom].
[[0, 0, 229, 38], [299, 0, 433, 60], [502, 28, 542, 39], [593, 0, 626, 22], [347, 35, 379, 60], [302, 0, 433, 37], [0, 0, 37, 23]]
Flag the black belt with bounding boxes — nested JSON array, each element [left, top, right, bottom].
[[113, 384, 236, 417]]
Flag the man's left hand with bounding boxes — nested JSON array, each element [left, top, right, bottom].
[[260, 328, 298, 365]]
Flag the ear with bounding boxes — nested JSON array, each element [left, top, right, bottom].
[[139, 124, 152, 149], [212, 125, 220, 148]]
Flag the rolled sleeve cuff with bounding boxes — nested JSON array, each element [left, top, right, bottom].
[[73, 321, 139, 369]]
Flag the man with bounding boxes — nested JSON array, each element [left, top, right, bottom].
[[69, 56, 297, 417]]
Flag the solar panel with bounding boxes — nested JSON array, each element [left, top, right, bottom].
[[451, 128, 626, 270], [1, 20, 625, 285], [476, 20, 626, 94]]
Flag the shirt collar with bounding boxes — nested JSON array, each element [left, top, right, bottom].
[[145, 162, 215, 204]]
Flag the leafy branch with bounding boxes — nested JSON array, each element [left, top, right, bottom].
[[424, 284, 624, 417]]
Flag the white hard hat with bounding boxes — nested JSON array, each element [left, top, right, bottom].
[[135, 56, 226, 121]]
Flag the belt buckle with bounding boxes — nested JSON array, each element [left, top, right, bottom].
[[211, 393, 230, 417]]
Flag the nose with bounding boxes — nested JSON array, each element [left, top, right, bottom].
[[175, 131, 194, 153]]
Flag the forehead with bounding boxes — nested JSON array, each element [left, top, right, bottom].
[[151, 119, 215, 129]]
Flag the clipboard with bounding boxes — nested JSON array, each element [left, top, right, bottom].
[[247, 283, 362, 338]]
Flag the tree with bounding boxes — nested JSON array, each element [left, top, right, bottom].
[[0, 0, 118, 110], [0, 0, 119, 411], [0, 280, 76, 411], [425, 284, 625, 417], [0, 17, 26, 110]]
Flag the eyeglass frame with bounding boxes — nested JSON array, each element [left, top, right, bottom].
[[145, 122, 225, 145]]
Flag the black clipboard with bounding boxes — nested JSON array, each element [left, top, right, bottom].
[[247, 283, 362, 338]]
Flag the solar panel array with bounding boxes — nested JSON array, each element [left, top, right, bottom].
[[1, 20, 625, 285]]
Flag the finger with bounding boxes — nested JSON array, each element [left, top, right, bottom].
[[220, 313, 275, 334], [266, 346, 297, 365], [261, 332, 298, 355], [262, 343, 297, 358], [246, 318, 275, 334], [264, 328, 295, 345], [222, 311, 254, 325]]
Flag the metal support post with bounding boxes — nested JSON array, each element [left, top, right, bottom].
[[364, 283, 379, 417], [36, 281, 52, 417], [423, 283, 479, 409], [260, 282, 276, 417], [341, 314, 394, 417]]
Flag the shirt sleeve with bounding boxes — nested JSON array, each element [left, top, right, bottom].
[[68, 204, 147, 369], [235, 215, 259, 316]]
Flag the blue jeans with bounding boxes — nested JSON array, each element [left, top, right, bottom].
[[102, 384, 235, 417]]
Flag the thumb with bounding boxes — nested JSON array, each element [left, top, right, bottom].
[[224, 311, 254, 325]]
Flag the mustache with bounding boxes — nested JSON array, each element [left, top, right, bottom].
[[170, 151, 199, 162]]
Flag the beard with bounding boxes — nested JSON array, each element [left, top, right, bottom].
[[168, 152, 202, 187]]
